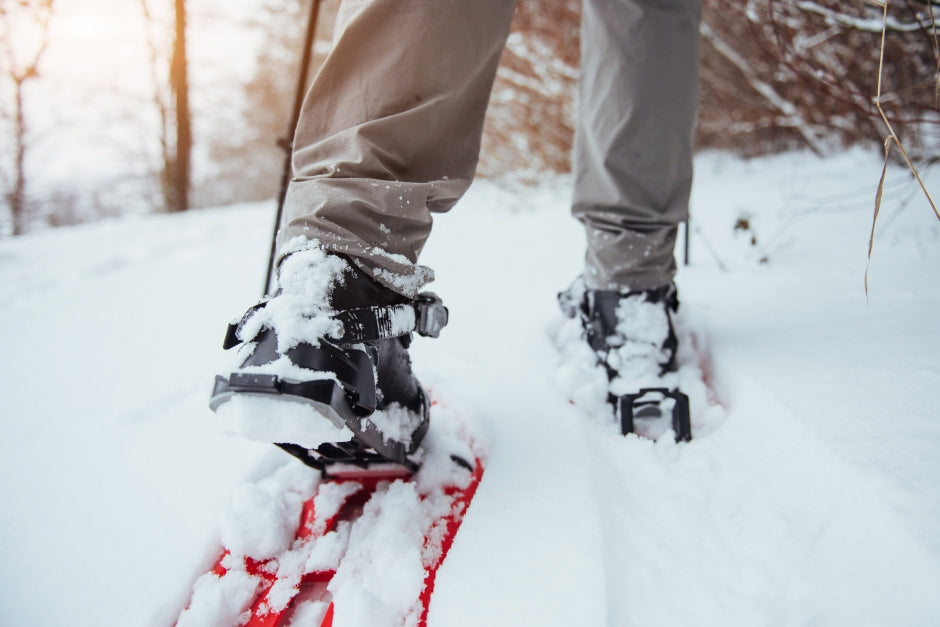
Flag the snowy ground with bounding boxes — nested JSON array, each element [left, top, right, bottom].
[[2, 149, 940, 626]]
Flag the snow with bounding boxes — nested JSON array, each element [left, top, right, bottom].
[[214, 392, 353, 448], [326, 480, 431, 626], [177, 564, 262, 627], [2, 149, 940, 625], [218, 462, 320, 561], [181, 406, 479, 627], [368, 403, 427, 450], [240, 243, 347, 352]]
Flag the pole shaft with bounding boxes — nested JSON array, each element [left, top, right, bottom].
[[263, 0, 323, 298]]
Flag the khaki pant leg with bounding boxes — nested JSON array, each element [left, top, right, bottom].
[[573, 0, 702, 292], [279, 0, 517, 297]]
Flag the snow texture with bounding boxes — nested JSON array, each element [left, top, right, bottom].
[[376, 304, 418, 339], [214, 394, 354, 448], [287, 600, 331, 626], [313, 416, 473, 627], [1, 150, 940, 626], [175, 566, 262, 627], [368, 402, 427, 449], [237, 242, 347, 353], [219, 462, 320, 560], [179, 404, 476, 627]]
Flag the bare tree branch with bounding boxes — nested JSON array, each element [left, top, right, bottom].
[[701, 19, 828, 154]]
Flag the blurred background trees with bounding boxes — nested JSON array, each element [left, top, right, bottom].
[[480, 0, 939, 172], [699, 0, 939, 160], [0, 0, 55, 235], [0, 0, 937, 235]]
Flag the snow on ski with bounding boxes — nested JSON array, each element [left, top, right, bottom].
[[175, 404, 483, 627]]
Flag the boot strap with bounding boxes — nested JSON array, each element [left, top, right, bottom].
[[332, 293, 449, 343], [224, 292, 448, 349]]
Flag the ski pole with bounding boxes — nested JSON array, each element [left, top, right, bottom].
[[263, 0, 323, 298], [683, 218, 690, 266]]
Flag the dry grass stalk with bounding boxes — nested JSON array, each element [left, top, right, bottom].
[[867, 0, 940, 296], [930, 0, 939, 106]]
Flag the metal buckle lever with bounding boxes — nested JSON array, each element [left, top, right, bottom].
[[415, 292, 449, 338]]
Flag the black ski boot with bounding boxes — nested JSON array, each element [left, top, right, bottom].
[[559, 277, 691, 440], [559, 277, 679, 379], [210, 248, 448, 468]]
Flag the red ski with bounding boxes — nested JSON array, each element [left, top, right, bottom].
[[175, 450, 483, 627]]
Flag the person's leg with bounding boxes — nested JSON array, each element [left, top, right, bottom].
[[214, 0, 518, 461], [280, 0, 518, 297], [573, 0, 702, 292], [561, 0, 703, 403]]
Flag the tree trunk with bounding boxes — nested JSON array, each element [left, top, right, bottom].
[[170, 0, 190, 212], [3, 0, 55, 235], [10, 79, 27, 235]]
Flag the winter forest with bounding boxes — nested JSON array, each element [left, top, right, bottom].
[[0, 0, 938, 235]]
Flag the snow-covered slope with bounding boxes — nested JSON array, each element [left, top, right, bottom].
[[1, 149, 939, 626]]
